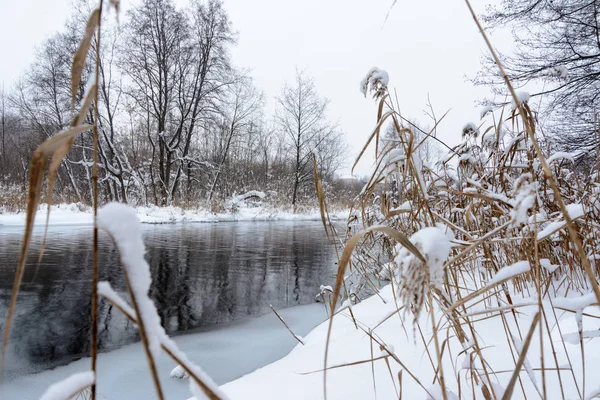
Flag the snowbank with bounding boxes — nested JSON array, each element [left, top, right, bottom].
[[215, 284, 600, 400], [0, 203, 349, 226]]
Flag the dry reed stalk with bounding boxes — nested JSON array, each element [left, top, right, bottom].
[[322, 225, 425, 399], [501, 312, 541, 400], [462, 0, 600, 307], [1, 124, 92, 372], [89, 2, 103, 398], [269, 304, 305, 345], [97, 291, 224, 400]]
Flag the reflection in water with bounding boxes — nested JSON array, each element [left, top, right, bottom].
[[0, 221, 337, 377]]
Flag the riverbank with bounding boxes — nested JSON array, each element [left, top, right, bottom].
[[216, 284, 598, 400], [0, 303, 329, 399], [0, 202, 350, 226]]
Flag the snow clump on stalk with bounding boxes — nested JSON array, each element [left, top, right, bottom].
[[510, 173, 536, 226], [360, 67, 389, 99], [394, 225, 454, 317]]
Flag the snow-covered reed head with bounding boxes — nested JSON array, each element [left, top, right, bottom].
[[395, 225, 454, 317], [510, 173, 535, 227], [360, 67, 389, 99], [462, 122, 480, 139]]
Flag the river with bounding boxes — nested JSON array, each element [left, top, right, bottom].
[[0, 220, 338, 395]]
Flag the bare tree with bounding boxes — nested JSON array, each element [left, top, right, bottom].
[[122, 0, 234, 205], [1, 85, 5, 171], [207, 73, 263, 203], [476, 0, 600, 157], [276, 69, 344, 208]]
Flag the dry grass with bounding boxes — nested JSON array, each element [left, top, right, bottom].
[[312, 3, 600, 399], [3, 0, 600, 399]]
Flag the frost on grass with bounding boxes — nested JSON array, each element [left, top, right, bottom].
[[360, 67, 389, 99], [97, 202, 163, 359], [488, 261, 530, 286], [395, 225, 454, 316], [40, 371, 95, 400]]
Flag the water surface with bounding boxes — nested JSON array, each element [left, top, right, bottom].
[[0, 221, 337, 377]]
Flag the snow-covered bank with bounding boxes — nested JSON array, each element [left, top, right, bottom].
[[0, 202, 349, 226], [1, 303, 328, 400], [215, 284, 600, 400]]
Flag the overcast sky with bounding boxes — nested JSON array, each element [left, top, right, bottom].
[[0, 0, 507, 176]]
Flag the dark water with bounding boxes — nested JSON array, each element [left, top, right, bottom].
[[0, 221, 337, 376]]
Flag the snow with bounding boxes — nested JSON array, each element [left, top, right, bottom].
[[390, 200, 411, 212], [537, 203, 584, 240], [386, 148, 405, 165], [0, 202, 349, 226], [549, 65, 568, 81], [547, 151, 577, 164], [227, 190, 266, 207], [97, 203, 229, 400], [360, 67, 389, 97], [539, 258, 559, 273], [488, 260, 530, 286], [97, 281, 134, 316], [426, 385, 459, 400], [97, 202, 163, 360], [565, 203, 584, 219], [562, 330, 600, 345], [479, 106, 493, 119], [395, 225, 454, 289], [171, 365, 190, 380], [462, 122, 479, 138], [510, 174, 535, 225], [39, 371, 95, 400], [2, 303, 328, 399], [7, 276, 600, 400], [553, 293, 598, 312], [208, 284, 600, 400], [160, 336, 229, 400], [511, 91, 530, 109]]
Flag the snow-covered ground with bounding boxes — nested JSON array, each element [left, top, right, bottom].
[[5, 282, 599, 399], [217, 284, 599, 400], [1, 303, 329, 399], [0, 202, 349, 226]]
